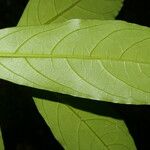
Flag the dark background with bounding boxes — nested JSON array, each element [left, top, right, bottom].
[[0, 0, 150, 150]]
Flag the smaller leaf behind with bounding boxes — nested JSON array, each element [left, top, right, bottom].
[[34, 98, 136, 150], [0, 129, 4, 150], [18, 0, 124, 26]]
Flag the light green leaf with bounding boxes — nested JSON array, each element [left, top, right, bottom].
[[18, 0, 123, 26], [17, 1, 136, 149], [0, 129, 4, 150], [0, 20, 150, 104], [34, 98, 136, 150]]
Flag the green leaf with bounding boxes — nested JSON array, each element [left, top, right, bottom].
[[34, 98, 136, 150], [0, 129, 4, 150], [0, 20, 150, 104], [16, 1, 136, 149], [18, 0, 123, 26]]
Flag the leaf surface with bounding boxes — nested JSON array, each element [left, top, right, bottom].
[[0, 20, 150, 104], [18, 0, 123, 26], [34, 98, 136, 150], [0, 129, 4, 150], [16, 1, 135, 149]]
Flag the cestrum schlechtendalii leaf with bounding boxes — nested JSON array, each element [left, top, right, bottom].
[[0, 129, 4, 150], [0, 19, 149, 104], [19, 0, 124, 26]]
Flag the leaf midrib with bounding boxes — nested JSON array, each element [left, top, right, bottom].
[[0, 53, 149, 65], [45, 0, 81, 24]]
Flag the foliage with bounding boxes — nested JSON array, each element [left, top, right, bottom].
[[0, 20, 150, 105], [0, 0, 149, 149], [0, 131, 4, 150]]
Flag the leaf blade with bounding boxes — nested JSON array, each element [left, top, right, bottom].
[[34, 98, 136, 150], [18, 0, 124, 26], [0, 20, 150, 104], [0, 129, 4, 150]]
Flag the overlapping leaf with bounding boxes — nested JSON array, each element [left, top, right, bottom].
[[34, 98, 136, 150], [0, 129, 4, 150], [18, 0, 123, 26], [0, 20, 150, 104]]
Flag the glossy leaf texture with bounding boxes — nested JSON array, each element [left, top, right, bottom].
[[0, 129, 4, 150], [34, 98, 136, 150], [18, 0, 123, 26], [0, 20, 150, 104]]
